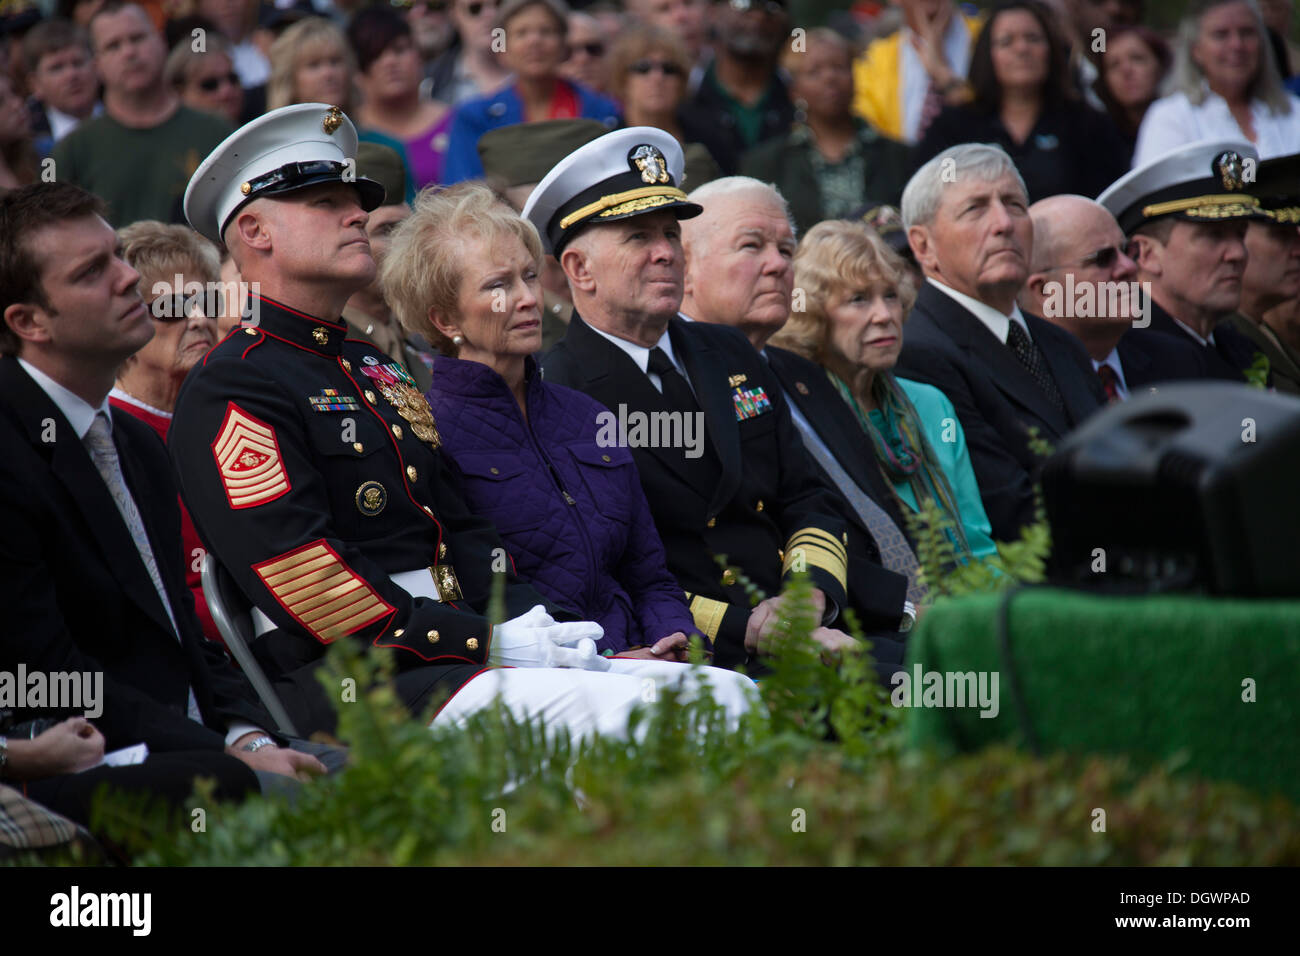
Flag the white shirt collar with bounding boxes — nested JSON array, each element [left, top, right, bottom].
[[1092, 347, 1130, 400], [18, 358, 112, 440], [927, 277, 1030, 344], [1167, 313, 1217, 347], [586, 319, 681, 376]]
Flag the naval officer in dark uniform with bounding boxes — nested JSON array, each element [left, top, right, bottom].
[[170, 104, 665, 739], [529, 127, 874, 671]]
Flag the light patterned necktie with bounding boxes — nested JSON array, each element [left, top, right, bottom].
[[84, 412, 202, 721]]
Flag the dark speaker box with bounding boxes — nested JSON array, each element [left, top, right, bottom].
[[1042, 382, 1300, 596]]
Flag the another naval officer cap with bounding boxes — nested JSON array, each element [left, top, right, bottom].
[[522, 126, 703, 256], [1097, 139, 1267, 236], [184, 103, 385, 245], [1251, 152, 1300, 224]]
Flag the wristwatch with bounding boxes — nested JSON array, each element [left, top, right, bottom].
[[241, 735, 275, 753], [899, 601, 917, 634]]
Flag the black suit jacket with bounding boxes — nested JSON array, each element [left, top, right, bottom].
[[544, 315, 902, 668], [1116, 327, 1210, 392], [894, 282, 1105, 540], [0, 357, 273, 754], [1127, 300, 1264, 383]]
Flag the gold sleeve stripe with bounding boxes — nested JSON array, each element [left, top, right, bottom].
[[686, 593, 728, 645], [782, 543, 848, 590], [211, 402, 290, 510], [253, 540, 394, 644], [786, 527, 848, 562]]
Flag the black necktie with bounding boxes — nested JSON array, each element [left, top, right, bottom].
[[646, 346, 721, 484], [648, 347, 701, 414], [1006, 321, 1066, 413]]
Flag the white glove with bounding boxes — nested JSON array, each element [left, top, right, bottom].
[[488, 605, 610, 671]]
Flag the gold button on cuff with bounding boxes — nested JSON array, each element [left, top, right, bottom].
[[756, 500, 765, 512], [365, 390, 377, 403], [393, 628, 404, 638], [601, 454, 611, 462], [353, 442, 364, 453], [392, 424, 403, 439], [706, 517, 716, 528], [490, 467, 500, 475], [465, 637, 479, 651], [406, 465, 418, 482], [721, 569, 737, 586], [426, 629, 440, 644]]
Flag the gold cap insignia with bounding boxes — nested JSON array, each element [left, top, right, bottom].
[[1213, 150, 1246, 191], [629, 145, 670, 185], [323, 105, 344, 135], [728, 373, 748, 387], [355, 480, 387, 516], [312, 327, 329, 345], [240, 182, 252, 196]]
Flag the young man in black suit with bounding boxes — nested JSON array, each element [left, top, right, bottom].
[[1021, 194, 1207, 401], [895, 143, 1105, 542], [0, 183, 324, 825], [530, 127, 894, 670]]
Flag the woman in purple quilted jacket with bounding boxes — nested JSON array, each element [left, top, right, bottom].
[[382, 182, 703, 662]]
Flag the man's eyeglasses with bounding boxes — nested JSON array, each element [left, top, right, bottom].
[[570, 42, 606, 58], [726, 0, 786, 13], [196, 72, 240, 93], [628, 59, 684, 76]]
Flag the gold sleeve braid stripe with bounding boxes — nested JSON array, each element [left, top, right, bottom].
[[783, 527, 848, 590], [211, 402, 290, 509], [253, 540, 394, 644], [685, 592, 728, 645]]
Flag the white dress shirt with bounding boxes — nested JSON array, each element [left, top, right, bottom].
[[586, 320, 691, 396], [1133, 88, 1300, 168], [926, 277, 1031, 344]]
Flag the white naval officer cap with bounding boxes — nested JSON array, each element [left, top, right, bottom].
[[521, 126, 703, 256], [183, 103, 385, 246], [1096, 139, 1268, 236]]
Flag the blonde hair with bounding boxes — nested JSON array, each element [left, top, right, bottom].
[[267, 17, 357, 112], [164, 32, 232, 90], [771, 219, 916, 364], [117, 220, 221, 289], [1168, 0, 1292, 113], [381, 183, 544, 355]]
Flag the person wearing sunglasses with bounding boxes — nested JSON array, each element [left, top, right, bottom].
[[1021, 194, 1208, 402], [108, 221, 223, 641], [608, 25, 728, 184], [560, 11, 610, 94], [443, 0, 620, 183], [165, 33, 245, 127], [681, 0, 794, 168]]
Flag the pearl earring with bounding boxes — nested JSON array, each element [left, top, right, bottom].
[[452, 334, 464, 346]]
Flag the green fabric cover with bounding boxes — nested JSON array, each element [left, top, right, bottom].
[[903, 588, 1300, 801]]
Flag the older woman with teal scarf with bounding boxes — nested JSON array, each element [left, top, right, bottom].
[[771, 219, 997, 560]]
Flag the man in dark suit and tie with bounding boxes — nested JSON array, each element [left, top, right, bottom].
[[1097, 139, 1270, 386], [530, 127, 887, 670], [894, 143, 1105, 542], [0, 182, 323, 825], [1021, 194, 1207, 401]]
